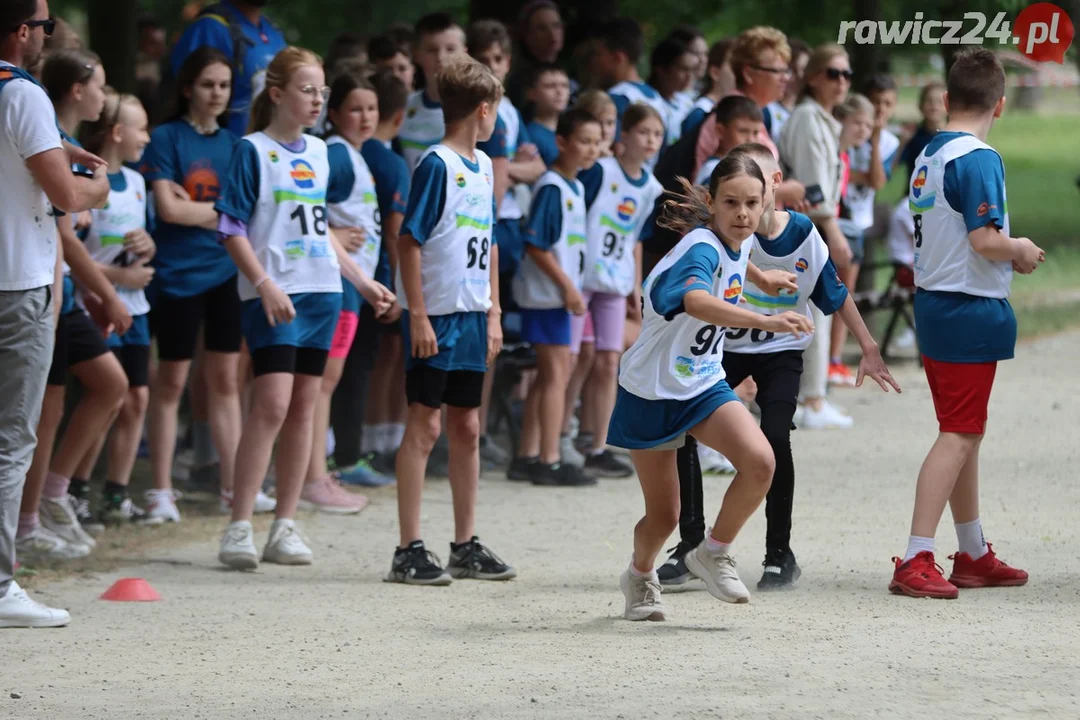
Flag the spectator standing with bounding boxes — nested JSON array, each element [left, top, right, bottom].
[[136, 15, 168, 124], [505, 0, 568, 112]]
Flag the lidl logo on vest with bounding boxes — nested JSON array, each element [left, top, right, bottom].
[[912, 166, 928, 198], [290, 160, 316, 189], [455, 173, 466, 188], [723, 274, 743, 303], [795, 258, 808, 273], [616, 198, 637, 223], [269, 151, 279, 163]]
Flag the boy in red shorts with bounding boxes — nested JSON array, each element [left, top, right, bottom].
[[889, 48, 1045, 600]]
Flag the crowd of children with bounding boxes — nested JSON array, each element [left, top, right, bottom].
[[6, 6, 1040, 623]]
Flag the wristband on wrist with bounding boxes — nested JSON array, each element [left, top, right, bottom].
[[254, 276, 270, 289]]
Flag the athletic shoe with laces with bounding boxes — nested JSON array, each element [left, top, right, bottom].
[[335, 456, 394, 487], [657, 541, 697, 590], [369, 450, 397, 476], [685, 541, 751, 603], [507, 456, 538, 482], [584, 449, 634, 478], [100, 496, 151, 526], [798, 400, 853, 430], [219, 489, 278, 514], [70, 493, 105, 538], [447, 537, 516, 580], [15, 525, 91, 562], [0, 581, 70, 628], [889, 551, 958, 599], [478, 435, 510, 469], [143, 489, 182, 524], [559, 434, 586, 467], [530, 461, 597, 487], [828, 362, 856, 387], [620, 569, 668, 621], [757, 548, 802, 591], [948, 543, 1028, 588], [262, 518, 313, 565], [39, 494, 96, 550], [219, 520, 258, 570], [385, 540, 452, 585], [298, 475, 368, 514]]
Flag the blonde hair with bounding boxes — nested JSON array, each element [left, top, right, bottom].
[[438, 55, 504, 125], [798, 44, 848, 103], [80, 87, 143, 154], [730, 27, 791, 91], [573, 88, 616, 120], [621, 102, 663, 133], [249, 46, 324, 134], [833, 92, 873, 122]]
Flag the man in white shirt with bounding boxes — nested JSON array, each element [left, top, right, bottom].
[[0, 0, 110, 628]]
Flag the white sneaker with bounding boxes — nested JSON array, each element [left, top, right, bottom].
[[560, 435, 586, 467], [143, 489, 182, 524], [620, 569, 668, 621], [219, 520, 258, 570], [262, 519, 313, 565], [15, 525, 91, 562], [685, 542, 751, 604], [799, 400, 854, 430], [39, 495, 96, 549], [0, 581, 70, 628], [894, 327, 916, 349], [219, 490, 277, 515], [698, 445, 736, 474]]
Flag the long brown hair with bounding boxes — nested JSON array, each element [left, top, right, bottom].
[[798, 44, 848, 104], [249, 46, 323, 134], [41, 48, 101, 105], [658, 153, 766, 236]]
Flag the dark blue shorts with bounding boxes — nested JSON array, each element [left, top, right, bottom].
[[107, 312, 150, 348], [520, 307, 571, 346], [606, 381, 740, 450], [241, 292, 342, 352]]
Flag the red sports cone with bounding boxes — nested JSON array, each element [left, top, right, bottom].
[[100, 578, 161, 602]]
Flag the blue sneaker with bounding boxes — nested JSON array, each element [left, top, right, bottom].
[[335, 457, 395, 487]]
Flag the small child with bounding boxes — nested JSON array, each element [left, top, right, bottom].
[[890, 48, 1044, 599], [389, 56, 515, 585], [573, 90, 617, 157], [647, 35, 696, 146], [397, 12, 466, 172], [694, 95, 765, 185], [607, 154, 813, 620], [680, 37, 736, 138], [368, 33, 415, 92], [887, 198, 915, 281], [525, 63, 570, 167], [510, 108, 602, 487], [899, 81, 946, 188]]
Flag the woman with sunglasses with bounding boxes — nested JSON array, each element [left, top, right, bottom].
[[777, 44, 856, 431]]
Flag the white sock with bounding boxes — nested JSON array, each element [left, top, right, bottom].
[[360, 425, 377, 455], [903, 535, 935, 562], [325, 427, 336, 458], [955, 519, 988, 559], [377, 423, 395, 453], [705, 536, 732, 555], [388, 423, 405, 450], [628, 557, 654, 577]]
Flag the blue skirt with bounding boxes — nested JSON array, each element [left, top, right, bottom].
[[606, 381, 740, 450]]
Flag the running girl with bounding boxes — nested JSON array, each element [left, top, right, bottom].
[[214, 47, 393, 570], [607, 154, 813, 620]]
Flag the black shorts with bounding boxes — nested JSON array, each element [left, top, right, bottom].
[[723, 349, 804, 432], [151, 275, 242, 361], [250, 345, 329, 378], [47, 309, 110, 386], [112, 345, 151, 387], [405, 365, 484, 409]]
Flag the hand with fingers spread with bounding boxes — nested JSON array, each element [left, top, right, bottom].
[[763, 311, 814, 339], [856, 344, 902, 393], [257, 278, 296, 327], [410, 312, 438, 359]]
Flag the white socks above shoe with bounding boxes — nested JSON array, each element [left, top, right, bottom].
[[363, 423, 406, 454], [706, 536, 732, 555], [903, 535, 935, 562], [955, 519, 988, 559]]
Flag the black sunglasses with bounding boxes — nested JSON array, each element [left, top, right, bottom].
[[14, 18, 56, 36], [826, 67, 854, 81]]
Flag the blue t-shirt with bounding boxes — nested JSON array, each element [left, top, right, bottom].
[[649, 242, 724, 320], [477, 114, 510, 160], [524, 182, 579, 252], [168, 3, 287, 137], [756, 213, 849, 315], [900, 122, 937, 187], [527, 122, 559, 168], [682, 107, 708, 137], [141, 119, 239, 297], [913, 131, 1014, 363], [362, 138, 410, 287]]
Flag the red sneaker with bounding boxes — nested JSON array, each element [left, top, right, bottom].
[[889, 551, 959, 599], [948, 544, 1028, 588]]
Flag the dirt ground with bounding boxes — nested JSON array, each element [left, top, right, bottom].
[[5, 331, 1080, 719]]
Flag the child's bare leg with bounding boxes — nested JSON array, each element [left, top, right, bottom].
[[830, 263, 861, 360], [273, 373, 322, 520], [446, 405, 480, 544], [629, 448, 680, 572], [396, 402, 441, 546], [948, 435, 983, 525], [586, 350, 619, 452], [149, 359, 190, 491], [536, 344, 571, 464], [19, 387, 66, 520], [204, 351, 241, 494], [50, 354, 128, 483], [231, 372, 293, 522], [74, 420, 112, 482], [517, 373, 542, 458], [306, 356, 345, 484], [910, 432, 980, 538], [107, 387, 150, 487], [563, 342, 594, 434]]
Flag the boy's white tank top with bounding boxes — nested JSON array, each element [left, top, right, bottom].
[[512, 170, 587, 309], [326, 135, 382, 280]]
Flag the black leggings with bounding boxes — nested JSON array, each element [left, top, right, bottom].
[[677, 349, 803, 553]]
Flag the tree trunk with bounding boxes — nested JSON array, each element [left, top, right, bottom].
[[849, 0, 882, 89], [88, 0, 139, 94]]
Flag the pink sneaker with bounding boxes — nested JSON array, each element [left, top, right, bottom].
[[298, 476, 368, 515]]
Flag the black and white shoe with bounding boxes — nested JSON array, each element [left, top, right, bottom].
[[385, 541, 452, 585], [757, 548, 801, 591], [70, 493, 105, 538], [657, 541, 698, 591], [584, 450, 634, 478], [447, 537, 517, 580], [530, 462, 596, 487], [507, 456, 538, 482], [100, 496, 151, 526]]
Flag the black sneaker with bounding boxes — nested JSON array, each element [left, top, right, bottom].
[[447, 537, 517, 580], [70, 493, 105, 538], [530, 462, 597, 487], [507, 456, 538, 481], [100, 496, 151, 526], [657, 541, 698, 590], [369, 450, 397, 476], [757, 548, 801, 591], [184, 463, 220, 497], [584, 450, 634, 478], [384, 540, 452, 585]]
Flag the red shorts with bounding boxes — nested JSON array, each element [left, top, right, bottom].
[[922, 355, 997, 434]]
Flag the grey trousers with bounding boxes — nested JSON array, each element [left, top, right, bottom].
[[0, 286, 54, 596]]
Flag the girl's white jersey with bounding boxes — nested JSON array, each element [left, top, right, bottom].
[[724, 213, 832, 354], [839, 128, 900, 235], [82, 167, 151, 316], [910, 134, 1011, 298], [609, 81, 669, 170], [619, 227, 752, 401], [664, 92, 695, 146], [513, 170, 587, 309], [495, 97, 525, 221], [398, 91, 445, 173], [395, 145, 495, 315], [240, 132, 342, 302], [326, 135, 382, 279], [583, 158, 662, 297]]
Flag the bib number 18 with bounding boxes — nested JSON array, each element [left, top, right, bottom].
[[290, 205, 328, 236]]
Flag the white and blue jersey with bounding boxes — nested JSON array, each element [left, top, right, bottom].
[[361, 138, 410, 288], [514, 170, 587, 309], [398, 91, 444, 173], [526, 120, 559, 168], [141, 118, 239, 298], [398, 145, 497, 373], [327, 135, 382, 314], [607, 227, 751, 449], [839, 129, 900, 238], [681, 95, 715, 138], [910, 131, 1015, 363], [478, 97, 533, 273], [608, 81, 669, 168], [663, 91, 695, 147], [762, 101, 791, 145]]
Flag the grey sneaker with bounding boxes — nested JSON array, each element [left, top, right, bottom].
[[15, 525, 91, 563], [685, 541, 751, 604], [478, 435, 510, 469], [620, 569, 668, 621], [559, 434, 586, 467], [40, 495, 96, 550]]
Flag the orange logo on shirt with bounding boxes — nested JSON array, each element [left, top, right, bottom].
[[184, 167, 221, 203], [723, 274, 743, 303]]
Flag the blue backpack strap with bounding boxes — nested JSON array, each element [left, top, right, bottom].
[[0, 65, 41, 95], [198, 2, 254, 76]]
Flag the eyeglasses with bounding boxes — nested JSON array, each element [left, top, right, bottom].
[[297, 84, 331, 101], [826, 68, 854, 81], [752, 65, 792, 77], [13, 18, 55, 36]]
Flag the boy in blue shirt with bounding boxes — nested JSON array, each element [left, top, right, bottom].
[[890, 49, 1045, 600], [525, 63, 571, 168]]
